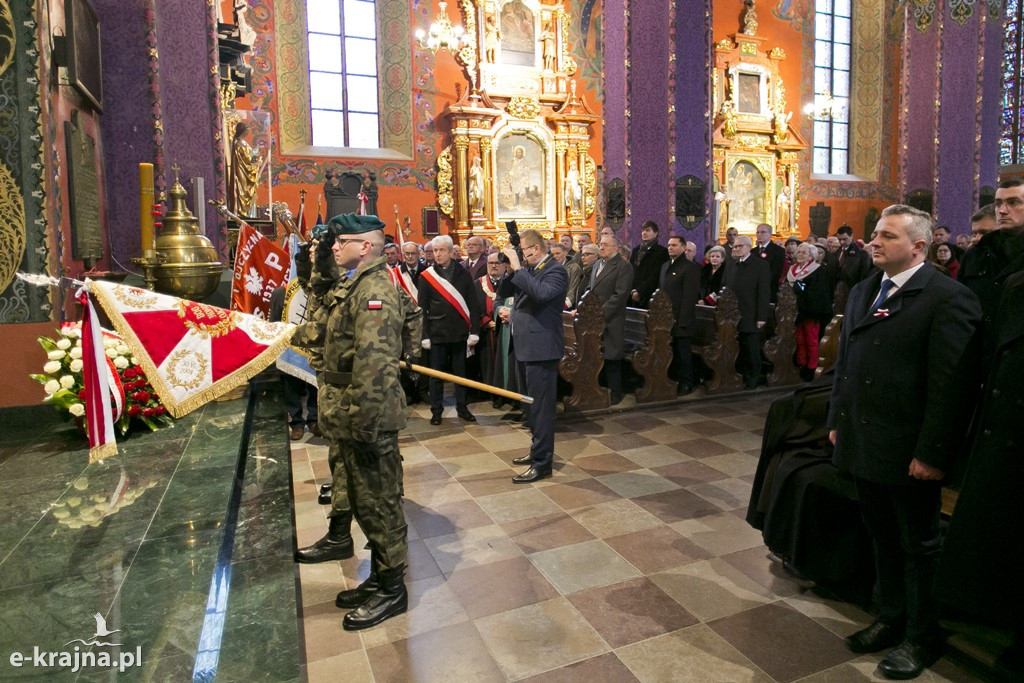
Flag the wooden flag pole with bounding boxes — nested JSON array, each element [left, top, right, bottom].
[[400, 361, 534, 405]]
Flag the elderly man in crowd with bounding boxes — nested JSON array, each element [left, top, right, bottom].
[[685, 241, 698, 262], [560, 234, 578, 261], [576, 243, 600, 304], [829, 205, 980, 680], [419, 235, 481, 425], [754, 223, 786, 301], [723, 235, 771, 390], [582, 234, 633, 404], [550, 243, 581, 309], [462, 236, 487, 280]]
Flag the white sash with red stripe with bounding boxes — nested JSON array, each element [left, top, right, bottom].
[[421, 267, 471, 329], [389, 265, 419, 301]]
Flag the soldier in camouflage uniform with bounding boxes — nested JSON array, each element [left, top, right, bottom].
[[292, 229, 356, 564], [292, 213, 422, 631]]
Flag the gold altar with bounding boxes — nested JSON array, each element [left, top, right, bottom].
[[711, 17, 806, 240], [434, 0, 598, 242]]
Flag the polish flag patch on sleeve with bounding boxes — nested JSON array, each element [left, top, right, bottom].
[[367, 300, 383, 310]]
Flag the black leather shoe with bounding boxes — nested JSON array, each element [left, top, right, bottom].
[[845, 621, 903, 654], [295, 515, 354, 563], [677, 384, 694, 396], [319, 483, 332, 496], [513, 467, 552, 483], [877, 640, 943, 680], [456, 407, 477, 422], [318, 487, 332, 505], [610, 393, 623, 406], [342, 568, 408, 631], [430, 414, 443, 426], [511, 455, 533, 466], [308, 421, 321, 437], [289, 425, 304, 440]]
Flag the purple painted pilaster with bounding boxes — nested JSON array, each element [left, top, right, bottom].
[[95, 0, 151, 265], [626, 0, 670, 244], [979, 7, 1003, 190], [155, 0, 222, 254], [602, 0, 627, 228], [674, 0, 712, 257], [903, 21, 940, 194], [935, 10, 980, 230]]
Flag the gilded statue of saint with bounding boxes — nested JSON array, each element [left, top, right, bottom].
[[484, 15, 501, 63], [468, 157, 485, 214], [231, 122, 266, 218], [541, 19, 557, 71], [564, 158, 582, 215]]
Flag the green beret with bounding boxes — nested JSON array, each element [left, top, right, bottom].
[[327, 213, 386, 234]]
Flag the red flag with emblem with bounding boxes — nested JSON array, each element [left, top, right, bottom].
[[231, 223, 291, 318]]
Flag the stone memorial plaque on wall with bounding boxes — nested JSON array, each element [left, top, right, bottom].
[[65, 113, 103, 265]]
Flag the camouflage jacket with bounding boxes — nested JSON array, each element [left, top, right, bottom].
[[292, 256, 422, 442]]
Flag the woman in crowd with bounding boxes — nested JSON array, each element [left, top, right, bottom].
[[931, 243, 960, 279], [787, 242, 832, 380], [700, 245, 727, 303]]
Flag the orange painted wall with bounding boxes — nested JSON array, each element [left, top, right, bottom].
[[712, 1, 894, 239]]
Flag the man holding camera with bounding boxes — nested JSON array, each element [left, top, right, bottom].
[[499, 229, 568, 483]]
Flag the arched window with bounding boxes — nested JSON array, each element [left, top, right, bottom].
[[811, 0, 851, 175], [1002, 0, 1023, 165], [306, 0, 380, 149]]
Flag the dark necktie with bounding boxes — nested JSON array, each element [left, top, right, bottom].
[[869, 279, 895, 313]]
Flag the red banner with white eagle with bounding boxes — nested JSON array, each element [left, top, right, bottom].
[[231, 223, 291, 318], [90, 281, 295, 418]]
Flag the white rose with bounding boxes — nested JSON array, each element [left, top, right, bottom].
[[69, 403, 86, 417], [69, 359, 83, 372], [69, 347, 82, 359], [60, 375, 75, 389], [56, 338, 72, 350], [131, 357, 138, 365], [103, 339, 117, 349], [47, 350, 66, 360], [105, 348, 118, 359], [44, 379, 60, 395], [113, 356, 129, 369], [116, 344, 129, 355], [43, 361, 61, 374]]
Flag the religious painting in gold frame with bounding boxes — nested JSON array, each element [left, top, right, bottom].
[[723, 153, 775, 234], [500, 0, 537, 66], [495, 132, 546, 219]]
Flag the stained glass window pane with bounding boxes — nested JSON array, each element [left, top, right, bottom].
[[813, 148, 830, 174], [833, 70, 850, 97], [832, 122, 849, 149], [814, 121, 831, 145], [832, 150, 848, 173], [308, 0, 341, 35], [833, 44, 850, 70], [348, 113, 380, 148], [344, 0, 376, 39], [834, 0, 851, 17], [816, 14, 832, 37], [345, 38, 377, 76], [816, 0, 833, 13], [310, 72, 344, 109], [346, 75, 379, 113], [834, 17, 851, 44], [312, 110, 345, 147], [812, 0, 850, 174], [814, 68, 830, 94], [815, 40, 832, 67], [308, 34, 342, 73]]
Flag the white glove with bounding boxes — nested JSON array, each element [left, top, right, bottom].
[[421, 339, 431, 350], [467, 334, 479, 348]]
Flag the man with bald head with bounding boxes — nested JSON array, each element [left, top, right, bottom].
[[462, 235, 487, 280]]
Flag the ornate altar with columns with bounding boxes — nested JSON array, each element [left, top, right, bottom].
[[711, 5, 806, 240], [432, 0, 599, 244]]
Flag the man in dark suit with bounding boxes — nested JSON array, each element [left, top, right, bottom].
[[660, 235, 702, 395], [401, 242, 425, 284], [722, 236, 771, 389], [419, 235, 482, 425], [461, 236, 487, 281], [583, 234, 633, 404], [499, 230, 569, 483], [754, 223, 787, 301], [475, 251, 506, 408], [828, 205, 981, 680], [629, 221, 669, 307], [828, 224, 874, 298]]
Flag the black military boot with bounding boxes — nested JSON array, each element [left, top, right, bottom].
[[335, 554, 379, 608], [294, 514, 354, 563], [341, 567, 408, 631]]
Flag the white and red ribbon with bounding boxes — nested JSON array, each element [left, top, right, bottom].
[[78, 288, 119, 462], [421, 267, 471, 329], [357, 191, 368, 216], [389, 265, 418, 301]]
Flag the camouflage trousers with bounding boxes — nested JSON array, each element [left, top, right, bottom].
[[340, 430, 407, 572], [327, 441, 352, 518]]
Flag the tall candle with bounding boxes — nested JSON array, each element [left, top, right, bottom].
[[139, 163, 155, 258]]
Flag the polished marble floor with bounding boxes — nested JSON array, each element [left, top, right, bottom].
[[291, 396, 987, 683]]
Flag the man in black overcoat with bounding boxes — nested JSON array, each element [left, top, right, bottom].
[[629, 220, 669, 308], [754, 223, 787, 301], [659, 235, 701, 395], [827, 205, 981, 680], [722, 235, 771, 389], [582, 234, 633, 404], [937, 179, 1024, 674], [827, 224, 874, 297]]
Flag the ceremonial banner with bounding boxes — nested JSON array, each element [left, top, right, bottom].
[[231, 223, 291, 318], [90, 281, 295, 418], [275, 277, 317, 387]]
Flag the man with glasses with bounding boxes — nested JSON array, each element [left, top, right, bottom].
[[723, 235, 770, 389], [499, 230, 568, 482], [419, 235, 481, 425]]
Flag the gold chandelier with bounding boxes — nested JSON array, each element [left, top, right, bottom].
[[414, 2, 469, 54], [803, 92, 842, 120]]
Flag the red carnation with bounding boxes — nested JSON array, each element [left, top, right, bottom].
[[134, 391, 151, 403], [155, 405, 165, 415], [78, 389, 87, 400], [128, 405, 142, 417], [142, 407, 155, 418], [123, 368, 136, 379]]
